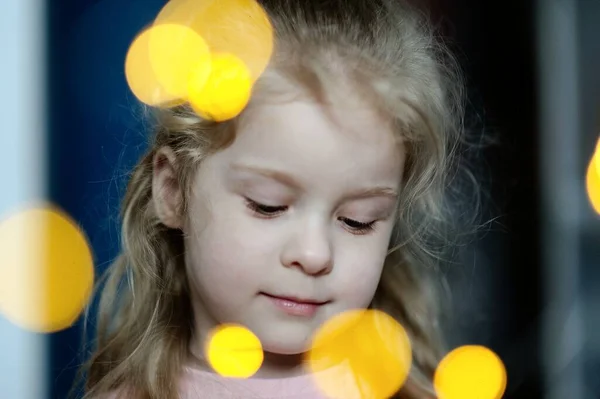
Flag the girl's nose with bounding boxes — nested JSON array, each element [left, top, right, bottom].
[[280, 218, 334, 276]]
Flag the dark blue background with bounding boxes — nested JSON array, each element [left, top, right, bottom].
[[48, 0, 165, 397]]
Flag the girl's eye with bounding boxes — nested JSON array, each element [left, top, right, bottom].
[[244, 198, 377, 234], [244, 198, 287, 217], [339, 217, 377, 235]]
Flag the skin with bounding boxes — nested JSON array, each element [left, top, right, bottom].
[[152, 94, 406, 378]]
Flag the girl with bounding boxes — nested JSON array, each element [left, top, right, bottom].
[[81, 0, 475, 397]]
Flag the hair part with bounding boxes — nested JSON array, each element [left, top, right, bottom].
[[77, 1, 478, 398]]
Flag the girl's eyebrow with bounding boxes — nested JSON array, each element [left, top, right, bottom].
[[229, 163, 399, 200], [230, 163, 303, 191], [347, 186, 398, 201]]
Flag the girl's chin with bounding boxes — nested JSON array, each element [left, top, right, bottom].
[[260, 340, 311, 356]]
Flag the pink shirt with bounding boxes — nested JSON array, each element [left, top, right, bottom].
[[178, 367, 331, 398], [103, 366, 335, 398]]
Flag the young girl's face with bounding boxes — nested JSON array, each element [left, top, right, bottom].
[[174, 94, 405, 356]]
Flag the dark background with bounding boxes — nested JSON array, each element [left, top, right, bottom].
[[47, 0, 600, 398]]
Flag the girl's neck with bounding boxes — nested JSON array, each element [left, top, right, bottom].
[[187, 340, 309, 379]]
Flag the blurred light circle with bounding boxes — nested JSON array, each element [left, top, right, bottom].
[[306, 309, 412, 399], [188, 53, 252, 122], [586, 153, 600, 215], [206, 324, 264, 378], [0, 206, 94, 333], [125, 26, 181, 107], [148, 24, 212, 101], [153, 0, 273, 82], [125, 24, 211, 106], [594, 138, 600, 178], [434, 345, 507, 399]]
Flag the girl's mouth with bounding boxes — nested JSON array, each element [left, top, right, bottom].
[[260, 292, 329, 317]]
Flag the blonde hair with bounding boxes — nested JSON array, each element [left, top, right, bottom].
[[78, 0, 475, 398]]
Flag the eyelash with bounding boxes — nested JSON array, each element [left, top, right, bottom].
[[339, 217, 376, 234], [244, 198, 288, 217], [243, 198, 377, 235]]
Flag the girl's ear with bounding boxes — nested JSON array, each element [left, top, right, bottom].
[[152, 147, 183, 229]]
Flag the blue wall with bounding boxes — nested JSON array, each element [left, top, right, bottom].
[[48, 0, 164, 397]]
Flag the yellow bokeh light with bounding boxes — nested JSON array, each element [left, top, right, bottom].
[[586, 152, 600, 215], [188, 53, 252, 122], [154, 0, 215, 27], [0, 206, 94, 333], [594, 138, 600, 180], [125, 27, 183, 107], [205, 324, 264, 378], [148, 24, 212, 100], [434, 345, 507, 399], [306, 309, 412, 399], [153, 0, 273, 82]]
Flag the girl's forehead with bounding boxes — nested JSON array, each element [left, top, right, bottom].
[[239, 90, 397, 147], [217, 99, 405, 187]]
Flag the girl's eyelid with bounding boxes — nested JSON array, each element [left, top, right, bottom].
[[244, 196, 286, 208], [244, 198, 381, 235], [339, 208, 394, 223], [244, 197, 287, 210], [338, 217, 377, 235], [340, 216, 376, 225], [243, 196, 391, 222]]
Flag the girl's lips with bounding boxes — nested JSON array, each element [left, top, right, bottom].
[[261, 293, 328, 317]]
